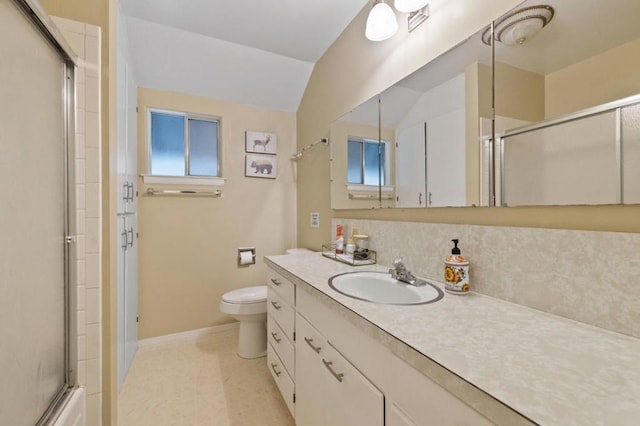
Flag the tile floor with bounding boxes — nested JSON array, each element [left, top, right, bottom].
[[118, 328, 295, 425]]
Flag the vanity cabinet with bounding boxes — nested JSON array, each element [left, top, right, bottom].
[[296, 312, 384, 426], [266, 262, 492, 426], [266, 270, 296, 416]]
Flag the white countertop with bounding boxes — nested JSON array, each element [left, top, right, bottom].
[[265, 253, 640, 426]]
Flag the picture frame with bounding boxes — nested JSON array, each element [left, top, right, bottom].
[[245, 130, 277, 155], [245, 154, 277, 179]]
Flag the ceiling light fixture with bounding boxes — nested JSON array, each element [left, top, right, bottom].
[[482, 5, 555, 46], [365, 0, 399, 41], [365, 0, 430, 42]]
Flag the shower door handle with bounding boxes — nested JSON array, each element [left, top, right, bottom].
[[127, 228, 134, 248]]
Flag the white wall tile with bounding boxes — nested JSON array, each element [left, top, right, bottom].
[[77, 285, 85, 311], [86, 358, 101, 395], [85, 183, 100, 219], [75, 184, 85, 211], [53, 17, 85, 35], [75, 159, 85, 185], [64, 32, 84, 58], [85, 218, 100, 254], [85, 147, 100, 183], [85, 288, 101, 325], [76, 209, 86, 235], [76, 260, 86, 286], [77, 310, 86, 336], [85, 76, 99, 113], [77, 360, 86, 387], [86, 253, 100, 289], [85, 112, 99, 148], [85, 36, 100, 68], [85, 23, 100, 38], [75, 133, 85, 160], [76, 66, 85, 85], [76, 235, 85, 261], [75, 108, 85, 134], [87, 393, 102, 425], [86, 323, 101, 360], [76, 81, 85, 111], [77, 335, 86, 362]]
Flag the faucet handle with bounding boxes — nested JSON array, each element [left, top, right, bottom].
[[393, 257, 406, 270]]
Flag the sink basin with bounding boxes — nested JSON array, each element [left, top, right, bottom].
[[328, 271, 444, 305]]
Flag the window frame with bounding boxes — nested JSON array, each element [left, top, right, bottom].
[[147, 107, 223, 179], [346, 136, 391, 186]]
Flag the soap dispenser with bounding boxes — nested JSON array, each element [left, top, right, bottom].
[[444, 239, 469, 295]]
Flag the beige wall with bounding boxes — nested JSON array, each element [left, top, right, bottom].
[[297, 0, 640, 250], [136, 88, 297, 338], [545, 37, 640, 119], [495, 62, 545, 122]]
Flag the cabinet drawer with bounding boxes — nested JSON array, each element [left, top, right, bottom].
[[267, 314, 294, 377], [267, 287, 295, 342], [267, 269, 295, 306], [267, 342, 295, 417]]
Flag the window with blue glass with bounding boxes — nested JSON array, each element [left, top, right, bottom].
[[347, 138, 389, 185], [150, 110, 220, 177]]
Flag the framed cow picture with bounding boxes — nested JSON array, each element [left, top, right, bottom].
[[245, 130, 277, 155], [245, 154, 277, 179]]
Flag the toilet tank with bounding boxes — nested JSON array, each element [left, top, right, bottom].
[[285, 248, 314, 255]]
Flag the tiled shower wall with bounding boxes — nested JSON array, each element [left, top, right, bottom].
[[334, 219, 640, 338], [53, 17, 102, 425]]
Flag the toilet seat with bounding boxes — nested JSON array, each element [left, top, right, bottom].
[[222, 285, 267, 304]]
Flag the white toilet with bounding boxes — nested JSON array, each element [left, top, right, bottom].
[[220, 248, 313, 359]]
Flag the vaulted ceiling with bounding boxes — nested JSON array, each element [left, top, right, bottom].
[[119, 0, 370, 112]]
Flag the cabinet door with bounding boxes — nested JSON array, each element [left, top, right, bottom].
[[387, 402, 417, 426], [295, 313, 326, 426], [125, 63, 137, 213], [124, 215, 138, 371], [426, 108, 466, 207], [396, 122, 426, 208], [116, 216, 127, 390], [323, 343, 384, 426], [116, 50, 128, 214]]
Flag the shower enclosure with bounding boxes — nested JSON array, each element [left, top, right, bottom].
[[0, 0, 77, 424]]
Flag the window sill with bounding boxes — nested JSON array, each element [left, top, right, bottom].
[[141, 174, 226, 186], [346, 184, 394, 193]]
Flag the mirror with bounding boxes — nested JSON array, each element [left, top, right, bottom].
[[330, 25, 492, 209], [494, 0, 640, 206], [330, 96, 396, 209]]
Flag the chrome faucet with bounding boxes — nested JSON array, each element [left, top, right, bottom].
[[389, 258, 426, 286]]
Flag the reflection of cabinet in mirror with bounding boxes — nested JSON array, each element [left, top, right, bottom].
[[393, 74, 466, 207]]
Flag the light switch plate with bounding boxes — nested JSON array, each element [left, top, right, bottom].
[[310, 212, 320, 228]]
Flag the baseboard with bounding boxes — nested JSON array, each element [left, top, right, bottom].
[[138, 322, 239, 347]]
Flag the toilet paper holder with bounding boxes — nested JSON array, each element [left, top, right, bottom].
[[238, 247, 256, 266]]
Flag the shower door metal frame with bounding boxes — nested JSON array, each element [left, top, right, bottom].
[[10, 0, 80, 424]]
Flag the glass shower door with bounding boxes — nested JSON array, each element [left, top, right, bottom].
[[0, 0, 72, 424]]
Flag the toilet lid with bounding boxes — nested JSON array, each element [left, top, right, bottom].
[[222, 285, 267, 304]]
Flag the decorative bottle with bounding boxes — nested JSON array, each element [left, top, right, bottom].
[[444, 239, 469, 295]]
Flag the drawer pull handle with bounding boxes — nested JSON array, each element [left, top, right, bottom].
[[270, 362, 282, 377], [271, 332, 282, 343], [270, 301, 282, 310], [271, 278, 281, 286], [304, 337, 321, 354], [322, 359, 344, 383]]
